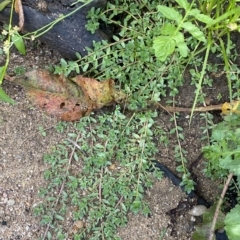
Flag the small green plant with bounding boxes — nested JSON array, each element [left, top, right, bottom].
[[52, 0, 222, 193], [54, 121, 69, 133], [152, 0, 212, 62], [153, 0, 240, 120], [38, 126, 47, 137], [203, 113, 240, 239], [159, 228, 167, 240], [170, 111, 195, 193], [2, 0, 240, 238], [203, 114, 240, 179], [34, 108, 163, 239], [13, 66, 26, 75]]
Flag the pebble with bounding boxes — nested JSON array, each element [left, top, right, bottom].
[[7, 200, 15, 206], [188, 205, 207, 216]]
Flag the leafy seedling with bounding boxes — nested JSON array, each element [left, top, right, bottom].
[[153, 0, 213, 61]]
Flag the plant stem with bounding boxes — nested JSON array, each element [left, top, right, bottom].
[[189, 32, 212, 124], [219, 37, 232, 102], [208, 172, 233, 240]]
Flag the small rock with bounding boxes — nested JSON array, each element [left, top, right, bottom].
[[188, 205, 207, 216], [74, 220, 84, 229], [7, 199, 15, 206], [109, 164, 116, 170]]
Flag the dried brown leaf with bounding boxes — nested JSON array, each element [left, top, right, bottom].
[[6, 70, 126, 121]]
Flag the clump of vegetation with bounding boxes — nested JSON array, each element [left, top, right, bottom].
[[34, 108, 163, 239], [1, 0, 240, 239]]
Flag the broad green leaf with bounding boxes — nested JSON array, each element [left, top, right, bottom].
[[157, 5, 182, 23], [11, 33, 26, 55], [0, 87, 15, 104], [173, 32, 189, 57], [172, 31, 189, 56], [153, 36, 175, 61], [172, 31, 185, 43], [195, 13, 214, 24], [176, 0, 190, 10], [188, 9, 200, 16], [182, 22, 206, 42], [0, 0, 11, 11], [177, 42, 189, 57], [162, 23, 177, 35], [220, 158, 240, 175], [188, 9, 214, 24], [225, 205, 240, 240], [212, 126, 225, 141]]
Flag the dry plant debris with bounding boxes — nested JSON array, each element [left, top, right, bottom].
[[5, 70, 126, 121]]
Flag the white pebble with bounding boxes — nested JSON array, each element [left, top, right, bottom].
[[7, 199, 15, 206], [188, 205, 207, 216]]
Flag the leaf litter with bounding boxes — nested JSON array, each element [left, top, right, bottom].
[[5, 70, 126, 121]]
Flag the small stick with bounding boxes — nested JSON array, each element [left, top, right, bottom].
[[208, 173, 233, 240], [14, 0, 24, 30], [156, 102, 223, 113]]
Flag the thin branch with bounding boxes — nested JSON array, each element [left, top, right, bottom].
[[208, 173, 233, 240], [156, 102, 222, 113], [14, 0, 24, 30]]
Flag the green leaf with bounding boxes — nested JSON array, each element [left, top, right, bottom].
[[171, 32, 189, 57], [157, 5, 182, 23], [0, 87, 15, 104], [182, 22, 206, 42], [75, 52, 81, 59], [172, 31, 185, 43], [212, 126, 226, 141], [177, 42, 189, 57], [55, 214, 64, 221], [153, 36, 175, 61], [195, 13, 214, 24], [176, 0, 190, 10], [0, 66, 6, 85], [162, 23, 177, 35], [0, 0, 11, 11], [225, 205, 240, 240], [11, 33, 26, 55], [220, 158, 240, 175], [188, 9, 214, 24]]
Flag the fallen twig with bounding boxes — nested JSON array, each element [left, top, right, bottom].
[[156, 102, 222, 113], [14, 0, 24, 30], [208, 172, 233, 240]]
